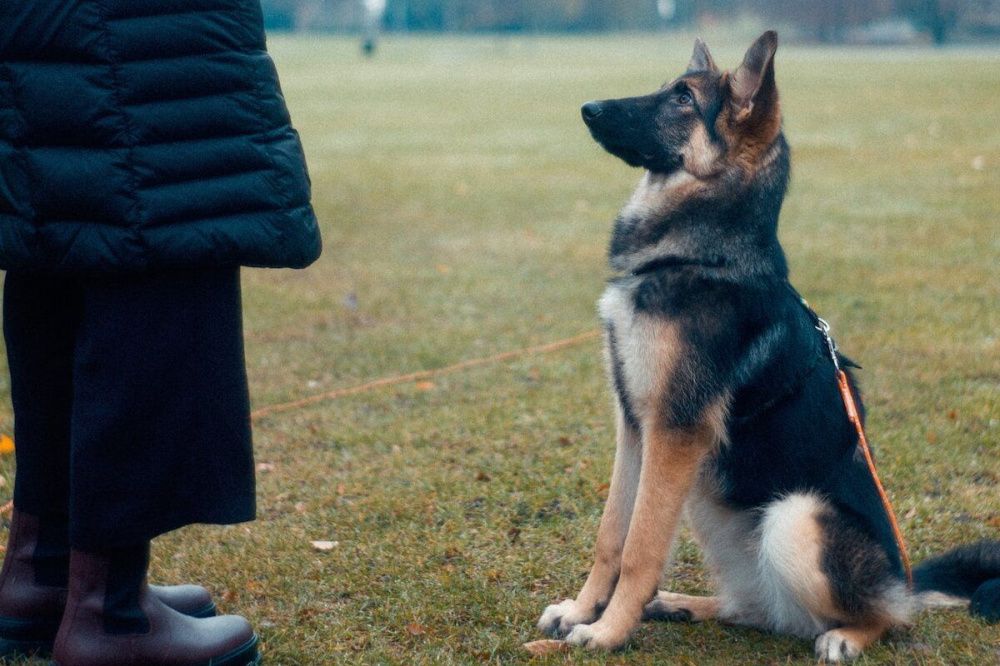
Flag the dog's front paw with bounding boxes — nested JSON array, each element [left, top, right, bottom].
[[537, 599, 596, 638], [564, 620, 629, 651], [814, 629, 862, 662]]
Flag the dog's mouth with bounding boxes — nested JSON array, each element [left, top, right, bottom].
[[597, 140, 650, 168], [595, 137, 680, 173], [584, 125, 660, 168]]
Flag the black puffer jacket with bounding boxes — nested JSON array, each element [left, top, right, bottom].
[[0, 0, 321, 273]]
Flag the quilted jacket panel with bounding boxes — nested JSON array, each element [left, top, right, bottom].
[[0, 0, 321, 273]]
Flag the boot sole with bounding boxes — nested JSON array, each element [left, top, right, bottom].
[[0, 635, 54, 658], [0, 615, 60, 658], [0, 605, 217, 659], [208, 634, 260, 666], [48, 635, 260, 666]]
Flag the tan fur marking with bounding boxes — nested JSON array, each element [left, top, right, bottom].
[[572, 408, 641, 616], [758, 494, 846, 628], [680, 124, 723, 178], [598, 290, 684, 427], [537, 406, 642, 638], [644, 591, 720, 622], [621, 170, 704, 223], [718, 100, 782, 178], [783, 508, 841, 621], [699, 398, 730, 448], [565, 420, 718, 649]]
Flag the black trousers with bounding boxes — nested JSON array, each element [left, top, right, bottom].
[[2, 269, 255, 550]]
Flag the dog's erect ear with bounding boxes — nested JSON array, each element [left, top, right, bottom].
[[687, 38, 718, 73], [729, 31, 778, 123]]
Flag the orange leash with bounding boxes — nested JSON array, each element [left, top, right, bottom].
[[835, 368, 914, 588], [250, 330, 601, 421], [793, 287, 914, 588]]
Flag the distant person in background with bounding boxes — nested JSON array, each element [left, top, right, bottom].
[[0, 2, 320, 664], [362, 0, 387, 57]]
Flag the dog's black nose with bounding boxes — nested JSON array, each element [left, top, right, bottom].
[[581, 101, 603, 121]]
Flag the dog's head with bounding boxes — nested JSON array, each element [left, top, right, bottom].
[[581, 31, 782, 179]]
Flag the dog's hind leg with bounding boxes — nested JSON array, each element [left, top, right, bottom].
[[538, 408, 641, 637], [755, 493, 842, 638], [756, 493, 909, 662], [564, 418, 716, 650], [643, 592, 719, 622]]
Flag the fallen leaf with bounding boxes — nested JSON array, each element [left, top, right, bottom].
[[475, 470, 491, 482], [0, 435, 13, 455], [596, 482, 610, 499], [405, 622, 427, 636], [557, 436, 572, 447], [311, 540, 338, 551], [435, 263, 452, 274], [415, 381, 436, 391], [523, 639, 568, 656]]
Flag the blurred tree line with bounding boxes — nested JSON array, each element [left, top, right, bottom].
[[261, 0, 1000, 44]]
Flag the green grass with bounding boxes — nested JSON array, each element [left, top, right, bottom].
[[1, 34, 998, 664]]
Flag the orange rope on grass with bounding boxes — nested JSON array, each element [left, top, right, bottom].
[[250, 329, 601, 422]]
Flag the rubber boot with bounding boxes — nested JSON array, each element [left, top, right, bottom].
[[52, 544, 258, 666], [0, 511, 216, 658]]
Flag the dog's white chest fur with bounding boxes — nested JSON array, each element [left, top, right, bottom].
[[598, 281, 680, 422]]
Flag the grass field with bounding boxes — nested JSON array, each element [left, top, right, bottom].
[[0, 33, 998, 665]]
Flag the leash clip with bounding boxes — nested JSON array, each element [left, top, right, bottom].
[[815, 317, 841, 371]]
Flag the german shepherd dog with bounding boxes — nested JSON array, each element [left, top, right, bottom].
[[537, 32, 1000, 661]]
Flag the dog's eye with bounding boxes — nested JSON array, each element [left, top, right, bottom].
[[677, 91, 693, 106]]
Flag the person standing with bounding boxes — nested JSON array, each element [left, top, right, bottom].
[[0, 2, 321, 664]]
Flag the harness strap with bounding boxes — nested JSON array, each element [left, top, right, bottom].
[[787, 283, 914, 588]]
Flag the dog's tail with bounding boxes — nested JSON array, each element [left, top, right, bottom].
[[913, 540, 1000, 622]]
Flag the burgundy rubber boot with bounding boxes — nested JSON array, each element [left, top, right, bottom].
[[0, 511, 217, 658], [0, 510, 67, 656], [52, 545, 258, 666]]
